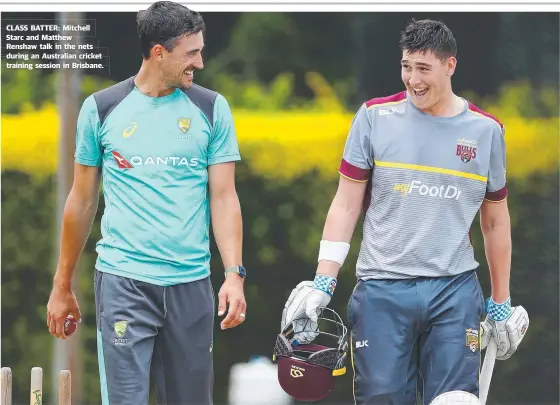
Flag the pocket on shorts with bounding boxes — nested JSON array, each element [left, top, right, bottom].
[[209, 277, 216, 310], [346, 281, 361, 330], [473, 271, 485, 317], [94, 270, 105, 330]]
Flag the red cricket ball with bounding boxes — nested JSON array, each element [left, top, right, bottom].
[[64, 316, 78, 337]]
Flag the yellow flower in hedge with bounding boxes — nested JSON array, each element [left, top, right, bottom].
[[2, 103, 59, 177], [1, 94, 558, 182], [233, 110, 350, 180]]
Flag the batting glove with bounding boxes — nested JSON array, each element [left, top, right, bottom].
[[480, 297, 529, 360], [280, 275, 337, 344]]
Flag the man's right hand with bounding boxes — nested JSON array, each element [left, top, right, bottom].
[[47, 282, 82, 339], [280, 275, 336, 343], [282, 281, 330, 324]]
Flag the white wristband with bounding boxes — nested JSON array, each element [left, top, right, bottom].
[[318, 240, 350, 267]]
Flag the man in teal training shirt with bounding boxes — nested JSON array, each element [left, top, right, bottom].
[[46, 2, 247, 404]]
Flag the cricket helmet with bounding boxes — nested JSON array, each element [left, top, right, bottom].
[[273, 307, 348, 402]]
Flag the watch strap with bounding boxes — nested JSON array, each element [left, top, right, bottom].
[[224, 265, 246, 278]]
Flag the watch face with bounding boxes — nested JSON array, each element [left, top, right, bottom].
[[239, 266, 246, 277]]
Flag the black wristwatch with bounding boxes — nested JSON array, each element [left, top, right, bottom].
[[224, 265, 247, 279]]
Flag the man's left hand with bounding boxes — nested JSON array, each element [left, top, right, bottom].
[[480, 297, 529, 360], [217, 274, 246, 330]]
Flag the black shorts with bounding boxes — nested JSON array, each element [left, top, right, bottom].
[[94, 270, 215, 405], [347, 270, 484, 405]]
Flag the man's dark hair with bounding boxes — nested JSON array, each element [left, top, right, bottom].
[[137, 1, 206, 59], [399, 19, 457, 61]]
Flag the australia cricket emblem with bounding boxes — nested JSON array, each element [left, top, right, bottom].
[[456, 138, 477, 163], [178, 118, 191, 133], [465, 328, 479, 353], [113, 320, 129, 345]]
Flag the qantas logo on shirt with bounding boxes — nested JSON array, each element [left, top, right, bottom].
[[111, 151, 200, 169], [394, 180, 462, 200], [112, 151, 134, 169]]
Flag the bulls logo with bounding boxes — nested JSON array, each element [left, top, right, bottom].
[[459, 148, 475, 163], [456, 139, 477, 163], [465, 328, 479, 353]]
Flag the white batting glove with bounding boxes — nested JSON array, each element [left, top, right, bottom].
[[480, 297, 529, 360], [280, 275, 337, 344]]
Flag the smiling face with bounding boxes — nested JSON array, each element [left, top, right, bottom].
[[153, 31, 204, 90], [397, 19, 459, 115], [136, 2, 206, 91], [400, 49, 456, 114]]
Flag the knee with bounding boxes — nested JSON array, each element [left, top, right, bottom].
[[356, 390, 414, 405], [354, 375, 416, 405]]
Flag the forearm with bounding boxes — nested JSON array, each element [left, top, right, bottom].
[[211, 193, 243, 269], [317, 193, 362, 278], [482, 220, 512, 303], [54, 193, 98, 288]]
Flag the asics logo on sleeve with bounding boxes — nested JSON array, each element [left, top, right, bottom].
[[393, 180, 462, 200]]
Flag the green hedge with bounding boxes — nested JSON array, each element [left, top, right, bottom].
[[2, 161, 558, 404]]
